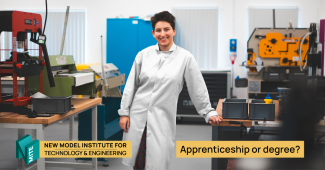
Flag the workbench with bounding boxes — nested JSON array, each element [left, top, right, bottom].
[[0, 98, 101, 170], [211, 99, 280, 170]]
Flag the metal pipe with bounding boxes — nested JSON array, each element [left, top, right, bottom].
[[101, 35, 108, 97], [60, 6, 70, 55], [309, 67, 313, 76], [231, 64, 234, 89], [273, 9, 276, 28]]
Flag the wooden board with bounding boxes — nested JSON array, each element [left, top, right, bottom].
[[0, 98, 102, 124], [212, 99, 279, 127]]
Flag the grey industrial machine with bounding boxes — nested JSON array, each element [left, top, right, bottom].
[[89, 63, 125, 97]]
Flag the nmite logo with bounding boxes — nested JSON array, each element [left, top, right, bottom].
[[16, 134, 40, 164]]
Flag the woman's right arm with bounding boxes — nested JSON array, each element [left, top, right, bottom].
[[118, 52, 142, 132]]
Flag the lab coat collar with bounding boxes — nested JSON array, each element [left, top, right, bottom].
[[155, 43, 177, 52]]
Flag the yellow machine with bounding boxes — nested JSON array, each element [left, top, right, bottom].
[[240, 28, 310, 99], [259, 33, 309, 66]]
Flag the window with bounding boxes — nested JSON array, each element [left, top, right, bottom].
[[0, 10, 86, 64], [172, 7, 218, 70], [248, 7, 299, 35]]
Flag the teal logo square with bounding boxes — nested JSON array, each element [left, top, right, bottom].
[[16, 134, 40, 164]]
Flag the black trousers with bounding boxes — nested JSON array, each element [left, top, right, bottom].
[[133, 125, 147, 170]]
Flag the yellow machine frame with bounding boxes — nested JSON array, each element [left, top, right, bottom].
[[259, 33, 309, 66]]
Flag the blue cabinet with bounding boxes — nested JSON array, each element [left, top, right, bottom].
[[77, 97, 123, 162], [106, 19, 156, 92]]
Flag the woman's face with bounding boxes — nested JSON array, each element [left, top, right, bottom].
[[152, 21, 176, 49]]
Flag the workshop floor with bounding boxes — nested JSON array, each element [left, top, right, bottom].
[[0, 118, 211, 170]]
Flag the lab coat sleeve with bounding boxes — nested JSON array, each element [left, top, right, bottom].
[[184, 55, 219, 123], [118, 52, 142, 117]]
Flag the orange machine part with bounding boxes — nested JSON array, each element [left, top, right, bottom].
[[247, 52, 256, 65], [259, 32, 309, 66], [247, 52, 257, 72]]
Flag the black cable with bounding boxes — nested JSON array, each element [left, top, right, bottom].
[[303, 41, 315, 62], [43, 0, 48, 34], [303, 48, 309, 62]]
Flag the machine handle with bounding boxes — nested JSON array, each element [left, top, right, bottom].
[[40, 44, 55, 87]]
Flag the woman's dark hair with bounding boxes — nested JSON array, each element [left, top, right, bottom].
[[150, 11, 176, 31]]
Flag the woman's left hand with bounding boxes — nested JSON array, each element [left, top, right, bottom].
[[208, 116, 223, 125]]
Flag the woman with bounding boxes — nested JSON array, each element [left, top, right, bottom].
[[118, 11, 223, 170]]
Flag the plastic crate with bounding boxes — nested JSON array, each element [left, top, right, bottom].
[[222, 99, 248, 119], [249, 99, 275, 120], [235, 78, 248, 87], [263, 72, 283, 81], [31, 96, 72, 114]]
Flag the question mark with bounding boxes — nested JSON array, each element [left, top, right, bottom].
[[296, 145, 300, 153]]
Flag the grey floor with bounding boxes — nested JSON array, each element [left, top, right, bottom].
[[0, 118, 212, 170]]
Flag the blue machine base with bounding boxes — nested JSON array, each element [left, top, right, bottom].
[[76, 97, 123, 162]]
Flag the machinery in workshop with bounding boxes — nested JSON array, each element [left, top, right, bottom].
[[28, 55, 96, 98], [234, 22, 325, 132], [77, 63, 125, 165], [0, 10, 55, 118], [76, 37, 125, 166], [238, 27, 311, 99], [0, 6, 92, 117], [27, 6, 96, 98], [228, 22, 325, 169], [216, 21, 325, 170], [86, 63, 125, 97]]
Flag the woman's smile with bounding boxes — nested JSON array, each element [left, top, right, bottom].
[[159, 37, 168, 43]]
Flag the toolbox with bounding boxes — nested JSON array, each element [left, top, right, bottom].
[[235, 78, 248, 87], [222, 99, 248, 119], [31, 96, 72, 114], [249, 99, 275, 120]]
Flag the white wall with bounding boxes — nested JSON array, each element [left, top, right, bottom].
[[0, 0, 322, 98], [319, 0, 325, 20]]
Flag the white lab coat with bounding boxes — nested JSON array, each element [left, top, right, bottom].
[[118, 43, 218, 170]]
